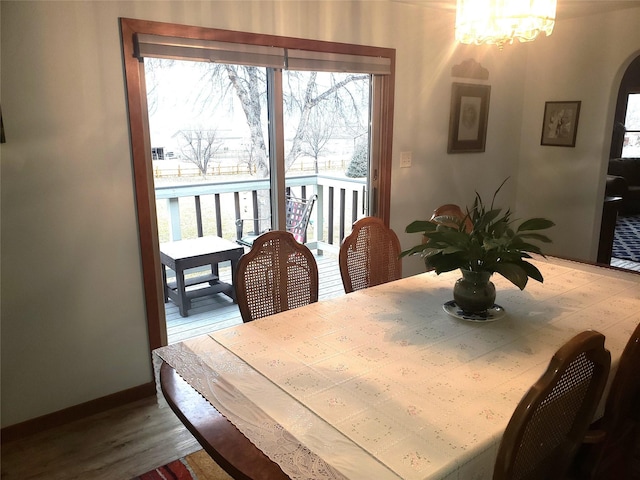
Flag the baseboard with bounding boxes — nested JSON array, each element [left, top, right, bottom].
[[0, 381, 156, 444]]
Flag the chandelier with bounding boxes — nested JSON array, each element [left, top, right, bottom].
[[455, 0, 557, 49]]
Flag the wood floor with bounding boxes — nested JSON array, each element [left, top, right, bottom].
[[0, 396, 201, 480], [3, 394, 638, 480]]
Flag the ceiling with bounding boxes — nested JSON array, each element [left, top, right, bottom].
[[392, 0, 640, 19]]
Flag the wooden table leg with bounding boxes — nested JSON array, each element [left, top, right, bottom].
[[175, 265, 189, 317]]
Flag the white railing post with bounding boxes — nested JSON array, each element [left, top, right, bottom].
[[168, 198, 181, 241], [316, 184, 325, 246]]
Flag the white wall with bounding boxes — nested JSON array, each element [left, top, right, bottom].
[[1, 0, 638, 427], [515, 8, 640, 261]]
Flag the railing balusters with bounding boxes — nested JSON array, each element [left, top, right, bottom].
[[195, 195, 203, 237], [328, 187, 335, 244], [339, 188, 346, 241], [351, 190, 358, 226], [316, 186, 325, 246], [214, 193, 222, 237], [234, 192, 241, 241], [251, 191, 259, 235], [156, 175, 366, 250], [168, 198, 181, 241]]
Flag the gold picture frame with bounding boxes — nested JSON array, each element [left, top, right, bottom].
[[447, 83, 491, 154]]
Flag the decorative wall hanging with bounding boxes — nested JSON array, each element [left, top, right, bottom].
[[451, 59, 489, 80], [540, 101, 581, 147], [447, 83, 491, 153]]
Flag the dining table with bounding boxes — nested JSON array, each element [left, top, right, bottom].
[[153, 256, 640, 480]]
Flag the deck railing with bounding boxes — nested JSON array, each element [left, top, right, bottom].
[[155, 174, 367, 252]]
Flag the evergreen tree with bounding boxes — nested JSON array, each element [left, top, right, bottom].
[[345, 142, 368, 178]]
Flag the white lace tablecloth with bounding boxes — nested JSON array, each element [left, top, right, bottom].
[[154, 257, 640, 480]]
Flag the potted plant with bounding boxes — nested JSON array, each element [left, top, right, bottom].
[[400, 180, 555, 315]]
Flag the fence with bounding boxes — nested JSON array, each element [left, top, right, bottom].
[[153, 159, 350, 178]]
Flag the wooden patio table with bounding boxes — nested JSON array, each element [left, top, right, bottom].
[[159, 236, 244, 317]]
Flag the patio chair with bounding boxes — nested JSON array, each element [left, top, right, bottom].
[[339, 216, 402, 294], [234, 230, 319, 323], [236, 194, 317, 247], [493, 330, 611, 480], [572, 322, 640, 480]]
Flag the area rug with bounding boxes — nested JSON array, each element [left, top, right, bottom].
[[132, 449, 232, 480], [612, 213, 640, 263]]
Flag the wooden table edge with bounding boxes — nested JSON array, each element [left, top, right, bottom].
[[159, 361, 290, 480]]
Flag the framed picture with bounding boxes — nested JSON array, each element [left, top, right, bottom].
[[540, 101, 581, 147], [447, 83, 491, 153]]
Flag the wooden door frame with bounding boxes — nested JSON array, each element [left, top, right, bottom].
[[119, 17, 395, 352]]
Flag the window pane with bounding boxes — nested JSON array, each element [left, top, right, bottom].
[[624, 93, 640, 130], [623, 132, 640, 158], [622, 93, 640, 158], [145, 58, 270, 241], [282, 71, 371, 243]]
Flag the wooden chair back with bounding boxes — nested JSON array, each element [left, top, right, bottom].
[[339, 216, 402, 294], [577, 322, 640, 479], [234, 230, 319, 323], [494, 330, 611, 480], [431, 203, 473, 232]]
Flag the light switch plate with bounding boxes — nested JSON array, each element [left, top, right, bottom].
[[400, 151, 412, 168]]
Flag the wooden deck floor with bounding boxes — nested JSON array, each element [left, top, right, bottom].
[[165, 250, 345, 344]]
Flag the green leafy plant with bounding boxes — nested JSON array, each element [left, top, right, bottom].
[[400, 180, 555, 290]]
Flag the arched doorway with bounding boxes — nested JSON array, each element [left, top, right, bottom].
[[602, 54, 640, 270]]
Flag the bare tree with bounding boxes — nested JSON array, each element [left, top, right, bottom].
[[300, 106, 336, 173], [176, 128, 222, 177], [144, 57, 175, 116], [238, 140, 259, 174], [284, 71, 368, 171], [147, 60, 369, 178], [196, 65, 368, 177]]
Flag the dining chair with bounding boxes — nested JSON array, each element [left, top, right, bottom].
[[493, 330, 611, 480], [431, 203, 473, 232], [234, 230, 319, 323], [338, 216, 402, 294], [572, 322, 640, 480], [420, 204, 473, 273]]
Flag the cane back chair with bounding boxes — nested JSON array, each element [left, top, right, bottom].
[[339, 216, 402, 294], [431, 203, 473, 232], [234, 230, 319, 323], [493, 330, 611, 480], [574, 322, 640, 479]]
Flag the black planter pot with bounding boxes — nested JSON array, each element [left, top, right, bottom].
[[453, 269, 496, 314]]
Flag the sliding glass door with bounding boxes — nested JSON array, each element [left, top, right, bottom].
[[145, 59, 374, 244], [120, 18, 395, 348]]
